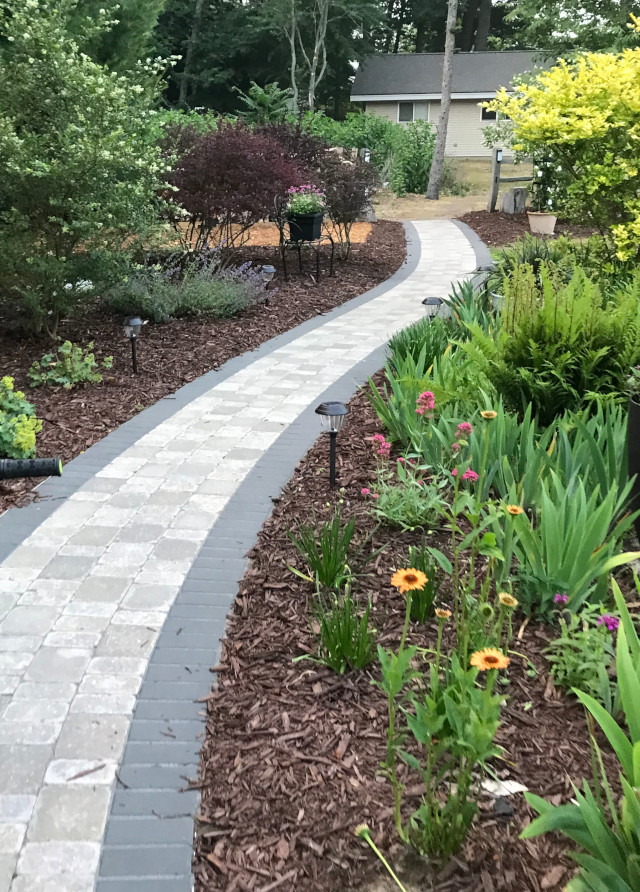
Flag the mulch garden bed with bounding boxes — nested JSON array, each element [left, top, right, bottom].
[[193, 378, 621, 892], [459, 211, 596, 248], [0, 221, 405, 514]]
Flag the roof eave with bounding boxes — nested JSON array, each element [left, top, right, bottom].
[[350, 92, 501, 101]]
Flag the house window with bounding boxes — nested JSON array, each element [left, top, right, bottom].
[[398, 102, 414, 123], [481, 107, 497, 121]]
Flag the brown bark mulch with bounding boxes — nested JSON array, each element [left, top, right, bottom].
[[0, 221, 405, 514], [459, 211, 596, 248], [193, 378, 621, 892]]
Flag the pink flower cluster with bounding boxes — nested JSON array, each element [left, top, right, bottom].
[[455, 422, 473, 439], [452, 467, 478, 482], [598, 614, 620, 632], [554, 593, 568, 604], [286, 184, 325, 198], [361, 488, 378, 499], [416, 391, 436, 417], [371, 434, 391, 458]]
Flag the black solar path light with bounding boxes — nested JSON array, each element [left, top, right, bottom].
[[123, 317, 143, 373], [315, 401, 349, 488]]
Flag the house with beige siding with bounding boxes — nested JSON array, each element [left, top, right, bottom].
[[350, 51, 543, 158]]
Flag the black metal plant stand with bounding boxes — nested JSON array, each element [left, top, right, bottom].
[[272, 198, 335, 283]]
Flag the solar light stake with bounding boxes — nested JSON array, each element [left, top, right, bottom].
[[315, 401, 349, 488], [261, 265, 276, 307], [422, 297, 443, 319], [123, 317, 143, 373]]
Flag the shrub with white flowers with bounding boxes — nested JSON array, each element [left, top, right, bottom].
[[0, 0, 175, 337]]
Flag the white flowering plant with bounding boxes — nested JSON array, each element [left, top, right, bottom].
[[0, 0, 175, 337]]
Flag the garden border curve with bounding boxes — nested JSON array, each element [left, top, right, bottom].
[[93, 220, 427, 890], [0, 223, 421, 566]]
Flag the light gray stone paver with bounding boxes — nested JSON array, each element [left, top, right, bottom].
[[0, 221, 478, 889]]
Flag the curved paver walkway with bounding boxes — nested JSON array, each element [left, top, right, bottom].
[[0, 221, 485, 892]]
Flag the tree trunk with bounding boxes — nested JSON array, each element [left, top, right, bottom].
[[459, 0, 478, 50], [426, 0, 458, 200], [178, 0, 206, 107], [414, 18, 426, 52], [288, 0, 299, 110], [301, 0, 329, 112], [393, 0, 406, 52], [383, 0, 396, 52], [474, 0, 491, 49]]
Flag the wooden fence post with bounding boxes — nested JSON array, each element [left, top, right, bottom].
[[487, 147, 502, 212]]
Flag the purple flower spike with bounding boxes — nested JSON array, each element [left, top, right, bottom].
[[554, 593, 568, 604]]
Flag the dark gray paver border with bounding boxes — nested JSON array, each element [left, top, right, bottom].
[[452, 219, 494, 271], [94, 221, 455, 891], [0, 223, 420, 565]]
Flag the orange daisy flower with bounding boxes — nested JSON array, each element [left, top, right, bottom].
[[498, 593, 518, 608], [470, 648, 510, 671], [391, 568, 427, 593], [435, 608, 452, 621], [480, 410, 498, 420], [506, 505, 524, 516]]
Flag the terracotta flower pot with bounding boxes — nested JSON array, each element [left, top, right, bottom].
[[527, 211, 557, 236], [628, 398, 640, 542]]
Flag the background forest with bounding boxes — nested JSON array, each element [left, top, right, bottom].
[[65, 0, 640, 116]]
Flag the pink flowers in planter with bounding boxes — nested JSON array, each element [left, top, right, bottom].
[[416, 391, 436, 417]]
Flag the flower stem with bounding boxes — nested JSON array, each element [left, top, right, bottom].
[[360, 830, 409, 892]]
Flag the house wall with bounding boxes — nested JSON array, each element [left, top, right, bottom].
[[363, 99, 495, 157]]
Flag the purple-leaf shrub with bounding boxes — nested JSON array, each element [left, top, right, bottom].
[[318, 155, 379, 259], [165, 122, 303, 254]]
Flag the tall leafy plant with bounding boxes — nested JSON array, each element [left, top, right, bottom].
[[512, 473, 639, 615], [522, 581, 640, 892], [0, 0, 171, 336]]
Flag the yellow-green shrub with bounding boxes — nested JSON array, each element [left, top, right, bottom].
[[489, 17, 640, 261], [0, 377, 42, 459]]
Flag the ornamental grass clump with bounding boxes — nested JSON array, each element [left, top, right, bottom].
[[287, 504, 356, 591], [300, 584, 376, 675]]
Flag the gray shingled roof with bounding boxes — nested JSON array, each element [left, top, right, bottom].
[[351, 51, 543, 98]]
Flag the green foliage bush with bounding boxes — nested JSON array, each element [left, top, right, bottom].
[[0, 0, 171, 337], [464, 264, 640, 425], [388, 120, 435, 196], [29, 342, 113, 389], [304, 111, 398, 173], [0, 377, 42, 459]]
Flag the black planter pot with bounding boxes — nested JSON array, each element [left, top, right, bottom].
[[628, 398, 640, 542], [287, 212, 323, 242]]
